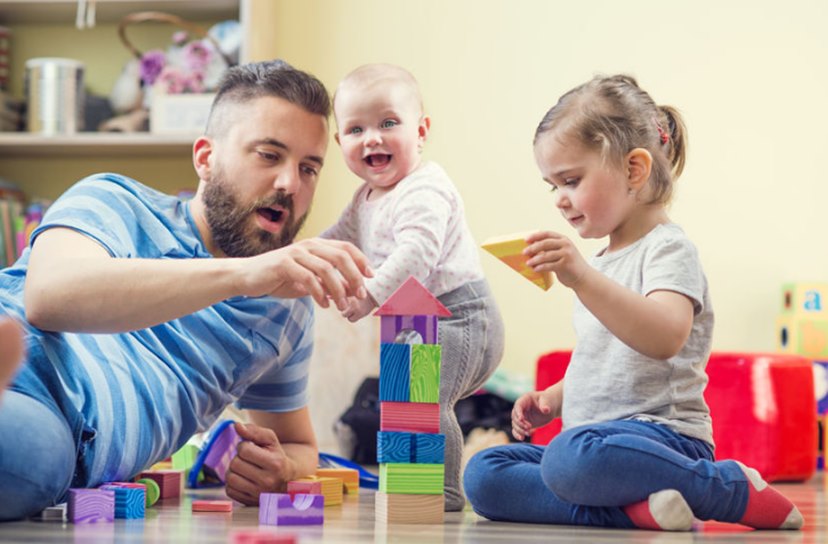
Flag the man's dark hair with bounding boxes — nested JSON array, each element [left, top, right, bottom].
[[205, 59, 330, 136]]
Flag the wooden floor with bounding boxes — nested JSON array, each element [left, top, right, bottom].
[[0, 474, 824, 543]]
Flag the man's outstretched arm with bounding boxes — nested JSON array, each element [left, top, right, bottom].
[[24, 227, 371, 333]]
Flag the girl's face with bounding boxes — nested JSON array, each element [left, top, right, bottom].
[[534, 131, 639, 247]]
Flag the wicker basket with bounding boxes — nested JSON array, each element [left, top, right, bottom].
[[117, 11, 234, 67]]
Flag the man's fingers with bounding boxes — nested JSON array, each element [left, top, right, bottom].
[[224, 471, 260, 505], [234, 422, 278, 448]]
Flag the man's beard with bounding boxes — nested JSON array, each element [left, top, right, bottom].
[[202, 169, 308, 258]]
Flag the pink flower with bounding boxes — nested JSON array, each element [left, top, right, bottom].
[[183, 41, 212, 71], [139, 49, 166, 86], [156, 66, 188, 94]]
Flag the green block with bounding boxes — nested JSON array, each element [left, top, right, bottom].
[[171, 443, 203, 483], [379, 463, 444, 494], [410, 344, 441, 403]]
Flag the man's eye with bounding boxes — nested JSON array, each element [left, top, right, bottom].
[[381, 119, 397, 129], [302, 165, 319, 177], [259, 151, 280, 161]]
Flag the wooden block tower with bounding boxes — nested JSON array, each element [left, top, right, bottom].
[[375, 276, 449, 524]]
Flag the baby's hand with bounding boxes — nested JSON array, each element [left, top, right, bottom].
[[524, 231, 588, 288], [341, 294, 378, 322]]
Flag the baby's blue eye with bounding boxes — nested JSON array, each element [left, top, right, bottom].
[[349, 127, 362, 135], [381, 119, 397, 129]]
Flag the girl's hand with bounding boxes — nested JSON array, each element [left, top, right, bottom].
[[523, 231, 589, 289], [511, 390, 558, 441]]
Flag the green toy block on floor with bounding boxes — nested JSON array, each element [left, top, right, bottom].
[[379, 463, 444, 494]]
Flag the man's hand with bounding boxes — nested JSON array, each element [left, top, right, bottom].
[[239, 239, 374, 311], [224, 422, 296, 505]]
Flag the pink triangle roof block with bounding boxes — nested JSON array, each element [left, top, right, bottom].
[[374, 276, 451, 317]]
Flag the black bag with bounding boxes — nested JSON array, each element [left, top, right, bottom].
[[334, 377, 380, 464]]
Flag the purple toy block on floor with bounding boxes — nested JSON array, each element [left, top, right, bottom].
[[259, 493, 323, 526], [204, 424, 242, 482], [67, 488, 115, 523]]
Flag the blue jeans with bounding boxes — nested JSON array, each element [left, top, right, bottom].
[[0, 391, 77, 520], [463, 420, 751, 527]]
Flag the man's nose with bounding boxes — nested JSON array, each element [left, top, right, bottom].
[[273, 167, 301, 193]]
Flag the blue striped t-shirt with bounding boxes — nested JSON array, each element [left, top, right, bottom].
[[0, 173, 314, 486]]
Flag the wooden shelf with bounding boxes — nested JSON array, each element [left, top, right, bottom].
[[0, 0, 239, 24], [0, 132, 197, 157]]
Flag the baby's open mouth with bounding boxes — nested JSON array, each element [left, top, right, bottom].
[[364, 154, 391, 167]]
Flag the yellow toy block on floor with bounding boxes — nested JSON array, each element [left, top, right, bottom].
[[481, 233, 553, 290]]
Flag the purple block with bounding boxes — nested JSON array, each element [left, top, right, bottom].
[[380, 314, 438, 345], [67, 488, 115, 524], [204, 424, 242, 482], [259, 493, 323, 526]]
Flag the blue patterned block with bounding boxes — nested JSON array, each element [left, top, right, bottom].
[[377, 431, 413, 463], [414, 433, 445, 464], [379, 343, 410, 402]]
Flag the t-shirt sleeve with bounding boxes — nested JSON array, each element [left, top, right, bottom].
[[30, 176, 146, 258], [235, 304, 314, 412], [642, 236, 706, 314]]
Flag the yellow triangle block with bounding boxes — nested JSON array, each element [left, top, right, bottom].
[[482, 233, 553, 291]]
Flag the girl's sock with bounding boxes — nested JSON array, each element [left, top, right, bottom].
[[623, 489, 693, 531], [734, 461, 803, 530]]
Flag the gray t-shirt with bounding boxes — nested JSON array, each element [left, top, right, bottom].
[[562, 223, 715, 446]]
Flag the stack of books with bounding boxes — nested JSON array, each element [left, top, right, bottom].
[[0, 179, 50, 267]]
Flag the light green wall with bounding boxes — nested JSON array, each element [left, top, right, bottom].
[[247, 0, 828, 377]]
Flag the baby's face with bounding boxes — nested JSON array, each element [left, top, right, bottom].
[[334, 79, 427, 194]]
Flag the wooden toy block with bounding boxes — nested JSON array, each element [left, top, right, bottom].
[[203, 423, 242, 483], [37, 503, 66, 521], [377, 431, 413, 463], [99, 484, 145, 519], [231, 530, 297, 544], [379, 463, 444, 494], [192, 499, 233, 512], [815, 360, 828, 414], [135, 478, 160, 507], [380, 401, 440, 434], [137, 469, 182, 500], [314, 468, 359, 495], [375, 492, 445, 524], [292, 476, 342, 506], [258, 493, 324, 525], [776, 314, 828, 359], [481, 233, 553, 290], [378, 431, 445, 464], [67, 488, 115, 523], [376, 276, 451, 345], [375, 275, 452, 317], [380, 343, 411, 402], [414, 433, 446, 464], [410, 344, 441, 403], [781, 282, 828, 315], [287, 479, 323, 498]]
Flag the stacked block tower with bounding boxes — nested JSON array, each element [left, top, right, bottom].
[[776, 282, 828, 464], [375, 276, 449, 524]]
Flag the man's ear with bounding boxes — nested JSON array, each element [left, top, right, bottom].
[[192, 137, 213, 181], [626, 148, 653, 192]]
